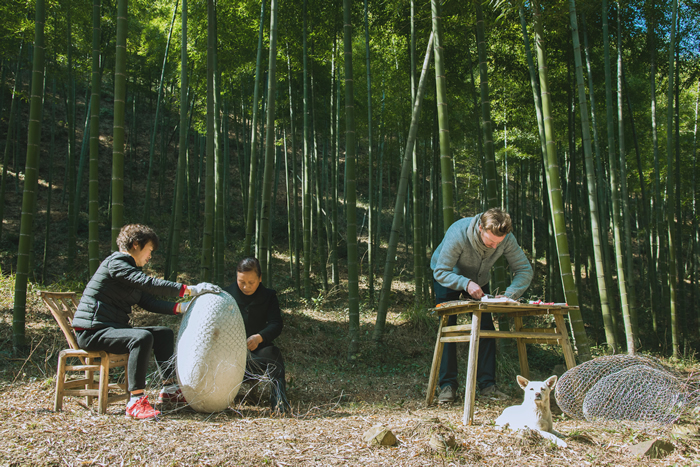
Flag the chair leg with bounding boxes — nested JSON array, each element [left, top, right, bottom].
[[55, 352, 68, 412], [85, 356, 95, 408], [98, 353, 110, 415], [122, 359, 129, 393]]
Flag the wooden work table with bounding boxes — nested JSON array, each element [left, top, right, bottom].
[[425, 300, 578, 425]]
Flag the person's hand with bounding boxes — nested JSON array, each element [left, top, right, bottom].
[[187, 282, 222, 297], [247, 334, 263, 351], [177, 300, 194, 315], [467, 281, 485, 299]]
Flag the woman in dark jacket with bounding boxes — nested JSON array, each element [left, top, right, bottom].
[[224, 257, 289, 413], [73, 224, 220, 419]]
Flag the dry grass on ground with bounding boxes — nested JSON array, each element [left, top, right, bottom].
[[1, 285, 700, 466]]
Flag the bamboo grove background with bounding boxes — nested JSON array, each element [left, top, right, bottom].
[[1, 0, 699, 361]]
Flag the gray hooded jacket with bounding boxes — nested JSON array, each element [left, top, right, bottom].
[[430, 214, 533, 299]]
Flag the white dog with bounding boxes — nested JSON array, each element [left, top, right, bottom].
[[495, 375, 567, 448]]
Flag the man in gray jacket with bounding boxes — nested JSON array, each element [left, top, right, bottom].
[[431, 208, 533, 403]]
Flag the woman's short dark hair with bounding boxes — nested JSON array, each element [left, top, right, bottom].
[[116, 224, 160, 251], [237, 257, 262, 278]]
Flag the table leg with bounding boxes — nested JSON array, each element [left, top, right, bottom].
[[513, 316, 530, 379], [554, 313, 577, 369], [426, 314, 448, 406], [462, 310, 481, 426]]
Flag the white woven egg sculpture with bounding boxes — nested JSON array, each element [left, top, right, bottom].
[[176, 291, 247, 413]]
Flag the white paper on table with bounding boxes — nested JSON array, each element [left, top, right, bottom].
[[480, 296, 518, 304]]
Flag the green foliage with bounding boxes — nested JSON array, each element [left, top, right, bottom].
[[399, 301, 437, 332], [0, 270, 86, 312], [301, 290, 326, 312], [0, 1, 31, 54]]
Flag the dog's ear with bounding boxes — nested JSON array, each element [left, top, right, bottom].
[[545, 375, 557, 389], [516, 375, 529, 389]]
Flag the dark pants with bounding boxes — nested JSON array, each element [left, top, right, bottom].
[[434, 280, 496, 391], [76, 326, 175, 393], [245, 344, 288, 409]]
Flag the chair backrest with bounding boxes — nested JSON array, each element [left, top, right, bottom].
[[40, 291, 80, 350]]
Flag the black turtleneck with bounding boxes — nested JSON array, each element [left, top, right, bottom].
[[223, 281, 283, 348]]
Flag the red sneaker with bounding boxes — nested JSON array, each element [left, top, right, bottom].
[[158, 387, 187, 404], [125, 396, 160, 420]]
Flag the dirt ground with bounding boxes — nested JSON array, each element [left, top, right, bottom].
[[2, 289, 700, 467], [3, 383, 698, 467]]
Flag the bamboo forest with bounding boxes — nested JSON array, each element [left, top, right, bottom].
[[0, 0, 700, 465], [11, 0, 700, 347]]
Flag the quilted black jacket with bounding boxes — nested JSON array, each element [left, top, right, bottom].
[[72, 251, 184, 330]]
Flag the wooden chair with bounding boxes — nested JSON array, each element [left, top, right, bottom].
[[40, 291, 130, 414]]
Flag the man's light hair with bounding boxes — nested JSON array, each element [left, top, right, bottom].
[[480, 208, 512, 236]]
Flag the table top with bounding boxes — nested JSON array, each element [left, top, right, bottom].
[[430, 299, 578, 316]]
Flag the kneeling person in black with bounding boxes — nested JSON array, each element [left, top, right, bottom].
[[224, 257, 289, 413]]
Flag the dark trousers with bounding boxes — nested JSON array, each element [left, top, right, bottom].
[[434, 280, 496, 391], [76, 326, 175, 393], [246, 344, 288, 408]]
